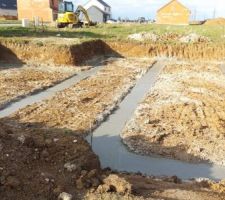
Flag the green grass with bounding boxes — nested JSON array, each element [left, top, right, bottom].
[[0, 20, 21, 24], [0, 23, 225, 43]]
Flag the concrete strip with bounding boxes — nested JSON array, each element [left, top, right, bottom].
[[88, 61, 225, 180], [0, 66, 103, 118]]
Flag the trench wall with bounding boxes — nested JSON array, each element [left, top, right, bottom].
[[0, 40, 116, 66], [107, 42, 225, 61], [0, 40, 225, 66]]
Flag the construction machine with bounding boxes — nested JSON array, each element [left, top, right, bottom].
[[56, 1, 96, 28]]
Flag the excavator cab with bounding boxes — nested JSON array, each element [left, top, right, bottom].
[[58, 1, 74, 13], [56, 1, 96, 28], [56, 1, 79, 28]]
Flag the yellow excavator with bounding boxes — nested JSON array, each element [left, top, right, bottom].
[[56, 1, 96, 28]]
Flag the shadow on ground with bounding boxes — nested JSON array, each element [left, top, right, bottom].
[[0, 44, 24, 67]]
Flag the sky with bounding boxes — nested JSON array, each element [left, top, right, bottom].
[[72, 0, 225, 20]]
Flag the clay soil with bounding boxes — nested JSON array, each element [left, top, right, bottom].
[[205, 18, 225, 25], [1, 121, 225, 200], [0, 63, 81, 110], [9, 58, 155, 135], [121, 61, 225, 166]]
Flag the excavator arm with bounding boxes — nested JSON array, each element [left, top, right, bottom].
[[75, 5, 96, 26]]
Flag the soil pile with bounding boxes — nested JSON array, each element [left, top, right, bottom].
[[128, 32, 159, 42], [128, 32, 210, 43], [121, 62, 225, 165], [0, 121, 100, 200], [179, 33, 210, 43], [85, 172, 225, 200], [205, 18, 225, 25], [11, 58, 155, 135]]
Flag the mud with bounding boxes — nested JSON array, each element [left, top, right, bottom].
[[0, 63, 82, 110], [8, 58, 155, 135], [122, 61, 225, 166]]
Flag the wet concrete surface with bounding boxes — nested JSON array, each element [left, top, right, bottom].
[[87, 61, 225, 180], [0, 66, 103, 118], [1, 59, 225, 180]]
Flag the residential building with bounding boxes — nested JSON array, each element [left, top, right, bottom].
[[83, 0, 111, 23], [17, 0, 58, 22], [156, 0, 191, 25]]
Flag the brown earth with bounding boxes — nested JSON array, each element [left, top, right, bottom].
[[0, 39, 117, 66], [8, 58, 155, 135], [1, 39, 225, 68], [121, 61, 225, 165], [107, 41, 225, 61], [0, 63, 81, 110], [205, 18, 225, 25], [1, 121, 225, 200], [0, 121, 100, 200]]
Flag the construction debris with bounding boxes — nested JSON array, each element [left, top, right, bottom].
[[128, 32, 159, 42], [179, 33, 210, 43]]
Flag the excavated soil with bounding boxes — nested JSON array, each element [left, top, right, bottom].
[[1, 121, 225, 200], [204, 18, 225, 25], [0, 63, 81, 110], [122, 61, 225, 166], [9, 58, 155, 135], [107, 41, 225, 61], [1, 38, 225, 68], [0, 121, 100, 200], [0, 39, 117, 66]]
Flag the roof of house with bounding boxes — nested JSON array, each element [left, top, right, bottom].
[[85, 0, 111, 8], [0, 0, 17, 10], [97, 0, 110, 7], [157, 0, 190, 13]]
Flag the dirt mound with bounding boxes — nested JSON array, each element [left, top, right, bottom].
[[96, 174, 131, 194], [179, 33, 210, 43], [0, 121, 100, 200], [205, 18, 225, 25], [128, 32, 159, 42]]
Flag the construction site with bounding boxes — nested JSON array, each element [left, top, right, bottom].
[[1, 0, 225, 200]]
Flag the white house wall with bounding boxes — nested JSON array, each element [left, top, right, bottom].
[[84, 0, 111, 14]]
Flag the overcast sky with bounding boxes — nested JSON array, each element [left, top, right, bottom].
[[72, 0, 225, 20]]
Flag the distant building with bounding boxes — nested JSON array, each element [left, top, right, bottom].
[[0, 0, 17, 19], [156, 0, 191, 25], [83, 0, 111, 23], [17, 0, 58, 22]]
